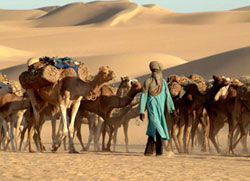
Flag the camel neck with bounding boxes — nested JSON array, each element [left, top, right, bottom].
[[205, 84, 223, 104]]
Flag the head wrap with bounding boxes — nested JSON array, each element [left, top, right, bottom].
[[143, 61, 163, 96]]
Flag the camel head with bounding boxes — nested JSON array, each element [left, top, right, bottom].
[[97, 66, 116, 84], [0, 82, 12, 95], [120, 76, 131, 89], [130, 79, 143, 94], [212, 75, 230, 88]]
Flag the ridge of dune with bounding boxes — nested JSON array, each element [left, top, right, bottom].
[[38, 6, 60, 13], [35, 1, 141, 27], [137, 46, 250, 81], [231, 6, 250, 11], [31, 1, 174, 27], [143, 4, 174, 12], [0, 9, 47, 21], [109, 3, 140, 26]]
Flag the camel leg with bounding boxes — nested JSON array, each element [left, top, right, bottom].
[[232, 113, 246, 150], [68, 97, 82, 153], [76, 121, 86, 151], [19, 124, 28, 151], [113, 127, 118, 152], [106, 124, 114, 151], [184, 113, 193, 153], [94, 117, 103, 151], [102, 121, 107, 151], [10, 119, 16, 152], [15, 110, 25, 151], [123, 122, 129, 153], [177, 115, 185, 153], [2, 120, 11, 151], [171, 118, 182, 153], [86, 117, 95, 151], [190, 114, 200, 151], [51, 118, 57, 149], [233, 124, 249, 154], [227, 114, 236, 154], [199, 112, 209, 152], [209, 118, 224, 154], [56, 104, 69, 152], [28, 125, 35, 153]]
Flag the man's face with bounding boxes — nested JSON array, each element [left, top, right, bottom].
[[152, 69, 159, 73]]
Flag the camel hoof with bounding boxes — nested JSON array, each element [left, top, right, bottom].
[[29, 150, 36, 153], [102, 148, 111, 152], [50, 146, 59, 152], [69, 150, 79, 154]]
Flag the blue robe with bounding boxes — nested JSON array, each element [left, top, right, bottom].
[[139, 79, 175, 141]]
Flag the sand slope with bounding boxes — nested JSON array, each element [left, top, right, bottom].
[[135, 46, 250, 81], [164, 46, 250, 80], [0, 9, 46, 21], [0, 52, 186, 81]]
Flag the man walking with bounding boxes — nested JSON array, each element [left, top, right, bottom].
[[139, 61, 175, 156]]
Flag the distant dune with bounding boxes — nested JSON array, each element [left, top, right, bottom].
[[0, 52, 186, 81], [136, 46, 250, 82], [1, 1, 249, 27], [0, 9, 46, 21], [232, 6, 250, 11], [162, 11, 250, 25]]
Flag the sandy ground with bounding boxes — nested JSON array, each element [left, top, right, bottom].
[[0, 122, 249, 181], [0, 1, 250, 180]]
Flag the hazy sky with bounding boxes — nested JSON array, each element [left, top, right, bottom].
[[0, 0, 250, 12]]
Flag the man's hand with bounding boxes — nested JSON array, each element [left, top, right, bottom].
[[140, 114, 145, 121]]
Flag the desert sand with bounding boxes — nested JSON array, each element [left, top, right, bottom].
[[0, 1, 249, 180]]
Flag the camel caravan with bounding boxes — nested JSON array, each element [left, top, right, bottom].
[[0, 56, 249, 155]]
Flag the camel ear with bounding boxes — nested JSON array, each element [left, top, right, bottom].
[[121, 77, 124, 81], [213, 75, 218, 81]]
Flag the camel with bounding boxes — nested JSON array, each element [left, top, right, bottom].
[[70, 76, 133, 152], [77, 80, 142, 151], [169, 75, 229, 153], [0, 93, 30, 151], [74, 110, 103, 151], [26, 65, 115, 153], [112, 103, 139, 152]]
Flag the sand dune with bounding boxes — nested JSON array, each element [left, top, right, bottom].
[[162, 11, 250, 25], [232, 6, 250, 11], [0, 52, 186, 81], [0, 9, 46, 21], [0, 2, 249, 28], [144, 46, 250, 81], [34, 1, 140, 27], [0, 45, 31, 58]]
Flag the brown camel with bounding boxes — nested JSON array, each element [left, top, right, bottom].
[[0, 93, 30, 151], [72, 76, 132, 151], [205, 79, 249, 154], [78, 80, 142, 151], [169, 75, 229, 153], [112, 103, 139, 152], [26, 66, 115, 153]]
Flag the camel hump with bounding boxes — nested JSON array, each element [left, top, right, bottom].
[[239, 75, 250, 85], [189, 74, 205, 83]]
